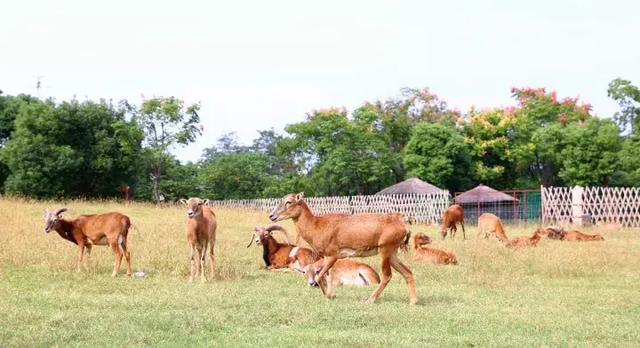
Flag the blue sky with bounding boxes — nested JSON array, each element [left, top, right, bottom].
[[1, 0, 638, 162]]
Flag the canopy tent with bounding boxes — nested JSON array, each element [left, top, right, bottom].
[[376, 177, 444, 195], [454, 184, 517, 204]]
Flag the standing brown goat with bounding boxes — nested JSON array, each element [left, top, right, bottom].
[[440, 204, 465, 240], [477, 213, 509, 242], [43, 208, 133, 276], [247, 225, 316, 271], [505, 229, 542, 247], [269, 192, 417, 304], [180, 197, 217, 282], [413, 233, 458, 265]]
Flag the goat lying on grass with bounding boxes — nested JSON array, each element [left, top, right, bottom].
[[412, 233, 458, 265], [44, 208, 133, 276], [303, 258, 380, 295], [247, 225, 316, 272], [505, 229, 542, 248], [539, 227, 605, 241]]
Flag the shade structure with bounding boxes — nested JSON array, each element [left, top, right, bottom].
[[454, 184, 517, 204], [376, 177, 444, 195]]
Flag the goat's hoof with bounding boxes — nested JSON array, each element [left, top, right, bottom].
[[364, 298, 376, 305], [409, 298, 418, 305], [188, 278, 194, 283], [326, 294, 336, 300], [111, 273, 117, 278]]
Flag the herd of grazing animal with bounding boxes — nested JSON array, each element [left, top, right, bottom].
[[43, 193, 608, 305]]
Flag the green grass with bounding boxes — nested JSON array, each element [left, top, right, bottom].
[[1, 198, 639, 347]]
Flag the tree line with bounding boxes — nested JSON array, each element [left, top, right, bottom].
[[0, 78, 639, 201]]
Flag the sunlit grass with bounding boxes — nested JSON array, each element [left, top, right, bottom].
[[1, 197, 639, 347]]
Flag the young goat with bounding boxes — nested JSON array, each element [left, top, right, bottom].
[[412, 233, 458, 265], [43, 208, 133, 276], [247, 225, 316, 271], [269, 192, 417, 304], [477, 213, 509, 242], [440, 204, 466, 240], [303, 258, 380, 294], [180, 197, 217, 282], [505, 229, 542, 248]]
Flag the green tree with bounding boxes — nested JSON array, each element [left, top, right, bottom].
[[608, 78, 640, 135], [136, 97, 202, 201], [557, 119, 622, 186], [198, 152, 272, 199], [1, 99, 143, 197], [403, 122, 472, 191]]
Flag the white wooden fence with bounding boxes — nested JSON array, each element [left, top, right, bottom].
[[208, 192, 451, 224], [542, 186, 640, 227]]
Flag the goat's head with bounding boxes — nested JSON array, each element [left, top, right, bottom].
[[180, 197, 209, 218], [269, 192, 305, 222], [414, 232, 432, 246], [43, 208, 67, 233], [246, 225, 291, 248], [302, 260, 322, 287]]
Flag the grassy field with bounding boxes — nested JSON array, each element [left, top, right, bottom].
[[1, 198, 639, 347]]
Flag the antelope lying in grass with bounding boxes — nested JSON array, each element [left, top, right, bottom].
[[440, 204, 466, 240], [477, 213, 509, 242], [269, 192, 417, 304], [247, 225, 316, 271], [43, 208, 133, 276], [412, 233, 458, 265], [180, 197, 217, 282], [505, 229, 542, 248], [303, 259, 380, 293]]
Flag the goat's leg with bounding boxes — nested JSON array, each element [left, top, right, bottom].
[[440, 228, 447, 240], [76, 242, 86, 272], [390, 253, 418, 305], [209, 237, 215, 279], [200, 243, 208, 282], [315, 256, 337, 299], [84, 244, 92, 270], [461, 222, 466, 240], [189, 244, 196, 283], [451, 226, 457, 240], [366, 250, 392, 304], [110, 240, 123, 277], [119, 236, 132, 276]]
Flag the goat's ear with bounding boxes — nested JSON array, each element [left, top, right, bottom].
[[179, 199, 188, 206], [295, 192, 305, 202], [203, 199, 210, 206]]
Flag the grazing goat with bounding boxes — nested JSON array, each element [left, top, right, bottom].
[[477, 213, 509, 242], [412, 233, 458, 265], [247, 225, 316, 271], [538, 227, 605, 241], [505, 229, 542, 248], [180, 197, 217, 282], [269, 192, 417, 304], [303, 259, 380, 292], [43, 208, 133, 276], [440, 204, 466, 240]]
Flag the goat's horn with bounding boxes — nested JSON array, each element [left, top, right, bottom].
[[246, 232, 255, 248], [266, 225, 291, 244], [53, 208, 67, 217]]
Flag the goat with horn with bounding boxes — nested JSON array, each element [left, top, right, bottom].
[[247, 225, 316, 272], [43, 208, 134, 276]]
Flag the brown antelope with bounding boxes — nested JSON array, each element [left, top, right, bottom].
[[505, 229, 542, 247], [269, 192, 417, 304], [477, 213, 509, 242], [412, 233, 458, 265], [43, 208, 133, 276], [440, 204, 466, 240], [180, 197, 217, 282], [247, 225, 316, 271], [303, 258, 380, 292]]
